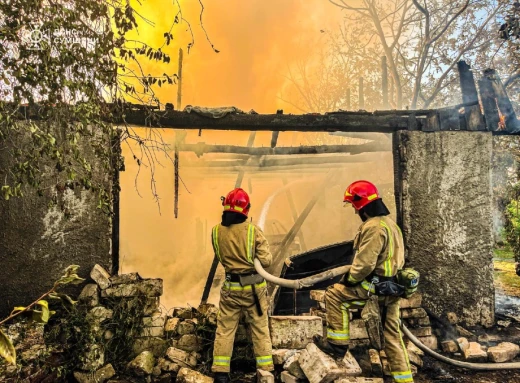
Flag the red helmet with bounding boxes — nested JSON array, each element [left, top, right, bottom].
[[343, 180, 380, 210], [222, 188, 251, 217]]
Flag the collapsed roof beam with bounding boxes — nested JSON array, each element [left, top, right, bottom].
[[178, 141, 390, 156], [122, 110, 412, 133]]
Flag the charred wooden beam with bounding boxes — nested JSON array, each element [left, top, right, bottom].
[[478, 76, 501, 132], [121, 109, 410, 132], [457, 61, 486, 131], [483, 69, 520, 134], [179, 141, 390, 157]]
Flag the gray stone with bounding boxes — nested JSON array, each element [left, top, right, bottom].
[[284, 353, 305, 379], [91, 264, 111, 289], [177, 334, 203, 352], [165, 317, 182, 334], [101, 279, 163, 298], [487, 342, 520, 363], [397, 131, 494, 327], [298, 343, 342, 383], [310, 290, 326, 303], [368, 349, 382, 376], [166, 347, 198, 368], [257, 369, 275, 383], [457, 337, 470, 353], [132, 337, 169, 358], [408, 349, 423, 368], [447, 312, 459, 325], [143, 312, 167, 327], [143, 297, 161, 315], [463, 342, 487, 362], [152, 366, 162, 377], [110, 272, 141, 285], [74, 363, 116, 383], [177, 320, 197, 335], [127, 351, 155, 376], [86, 306, 113, 324], [176, 367, 214, 383], [139, 326, 165, 337], [280, 371, 305, 383], [406, 341, 424, 357], [78, 284, 100, 307], [269, 316, 322, 349], [157, 357, 181, 373], [80, 344, 105, 371], [173, 307, 194, 319], [272, 349, 298, 365], [404, 317, 431, 327], [441, 340, 459, 353]]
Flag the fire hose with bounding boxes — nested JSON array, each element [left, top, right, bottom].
[[254, 258, 520, 370]]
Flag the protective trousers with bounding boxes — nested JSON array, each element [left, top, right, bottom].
[[325, 283, 413, 383], [212, 281, 274, 373]]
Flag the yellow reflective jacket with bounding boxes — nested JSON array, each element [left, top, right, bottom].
[[211, 222, 273, 274], [347, 215, 405, 284]]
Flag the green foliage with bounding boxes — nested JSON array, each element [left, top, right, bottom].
[[506, 196, 520, 261], [0, 265, 85, 366]]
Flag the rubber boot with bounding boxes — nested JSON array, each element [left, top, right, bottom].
[[313, 335, 349, 358], [214, 372, 230, 383]]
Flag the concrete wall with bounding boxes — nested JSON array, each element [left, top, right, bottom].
[[395, 131, 495, 327], [0, 126, 114, 317]]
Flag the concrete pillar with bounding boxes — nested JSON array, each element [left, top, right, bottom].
[[395, 131, 494, 327]]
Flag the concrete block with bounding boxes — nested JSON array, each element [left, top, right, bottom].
[[408, 327, 432, 337], [73, 363, 115, 383], [400, 308, 427, 319], [399, 294, 423, 309], [280, 371, 305, 383], [463, 342, 487, 362], [406, 340, 424, 357], [257, 369, 275, 383], [310, 307, 327, 322], [334, 379, 384, 383], [487, 342, 520, 363], [101, 279, 163, 298], [127, 351, 155, 376], [408, 349, 423, 367], [441, 340, 459, 353], [284, 353, 305, 379], [110, 272, 141, 285], [91, 264, 111, 289], [132, 337, 169, 358], [368, 349, 382, 376], [177, 334, 203, 352], [143, 312, 167, 327], [166, 347, 198, 368], [299, 343, 342, 383], [416, 335, 438, 350], [310, 290, 326, 303], [173, 307, 194, 319], [78, 284, 99, 307], [178, 320, 197, 335], [338, 351, 362, 377], [165, 317, 181, 334], [143, 297, 161, 315], [350, 320, 368, 340], [176, 367, 214, 383], [456, 325, 475, 339], [380, 357, 391, 376], [457, 337, 469, 353], [269, 316, 322, 349], [447, 312, 459, 324], [272, 349, 298, 365]]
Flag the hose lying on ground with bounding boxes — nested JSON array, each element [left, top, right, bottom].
[[255, 259, 520, 370]]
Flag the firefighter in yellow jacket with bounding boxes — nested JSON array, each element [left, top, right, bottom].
[[211, 188, 274, 383], [314, 180, 414, 383]]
